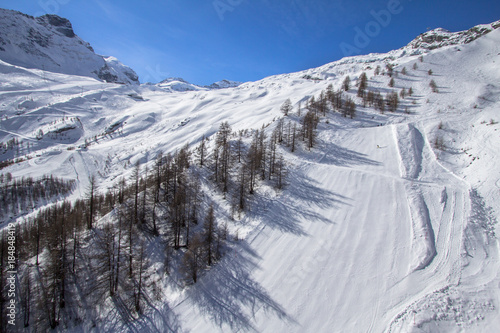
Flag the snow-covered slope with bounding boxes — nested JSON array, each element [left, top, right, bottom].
[[1, 17, 500, 332], [0, 9, 139, 84], [171, 27, 500, 333]]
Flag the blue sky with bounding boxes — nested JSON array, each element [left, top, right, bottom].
[[2, 0, 499, 85]]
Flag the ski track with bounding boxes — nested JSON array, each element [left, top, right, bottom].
[[382, 121, 474, 331], [393, 123, 436, 272]]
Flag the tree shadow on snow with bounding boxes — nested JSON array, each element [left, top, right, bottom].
[[187, 241, 295, 332], [91, 293, 183, 333], [244, 170, 351, 236], [315, 142, 382, 168], [133, 299, 184, 333]]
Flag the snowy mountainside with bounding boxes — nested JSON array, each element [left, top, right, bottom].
[[1, 18, 500, 332], [0, 8, 139, 84]]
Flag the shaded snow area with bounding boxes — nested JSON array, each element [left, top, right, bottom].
[[1, 19, 500, 332]]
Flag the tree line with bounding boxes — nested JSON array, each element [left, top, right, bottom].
[[0, 175, 75, 223]]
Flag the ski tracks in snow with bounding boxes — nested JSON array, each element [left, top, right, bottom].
[[393, 124, 436, 272], [386, 122, 498, 331]]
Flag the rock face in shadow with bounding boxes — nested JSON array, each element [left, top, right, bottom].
[[37, 14, 76, 38]]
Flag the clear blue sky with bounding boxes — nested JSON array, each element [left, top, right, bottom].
[[2, 0, 499, 85]]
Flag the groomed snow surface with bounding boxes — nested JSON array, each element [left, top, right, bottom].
[[1, 25, 500, 332]]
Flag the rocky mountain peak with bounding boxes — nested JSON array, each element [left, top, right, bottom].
[[405, 20, 500, 51], [36, 14, 75, 38]]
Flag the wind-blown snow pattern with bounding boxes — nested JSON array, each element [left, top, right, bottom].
[[1, 17, 500, 332]]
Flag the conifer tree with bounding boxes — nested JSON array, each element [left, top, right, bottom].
[[429, 79, 438, 92], [326, 84, 334, 106], [236, 132, 243, 163], [386, 64, 394, 77], [181, 233, 204, 284], [343, 76, 351, 91], [302, 111, 319, 149], [387, 92, 399, 112], [86, 174, 97, 229], [214, 122, 232, 192], [134, 241, 147, 313], [400, 88, 407, 99], [204, 205, 216, 266], [376, 92, 385, 113], [357, 72, 368, 97], [291, 123, 297, 153], [280, 98, 293, 116], [197, 135, 206, 166], [132, 161, 140, 224]]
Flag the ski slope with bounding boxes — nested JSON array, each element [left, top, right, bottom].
[[169, 28, 500, 332], [1, 21, 500, 332], [171, 122, 496, 332]]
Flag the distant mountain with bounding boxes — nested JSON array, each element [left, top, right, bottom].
[[153, 77, 242, 92], [0, 8, 139, 84], [155, 77, 202, 92], [205, 79, 242, 89]]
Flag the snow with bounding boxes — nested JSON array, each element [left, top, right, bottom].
[[1, 16, 500, 332]]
